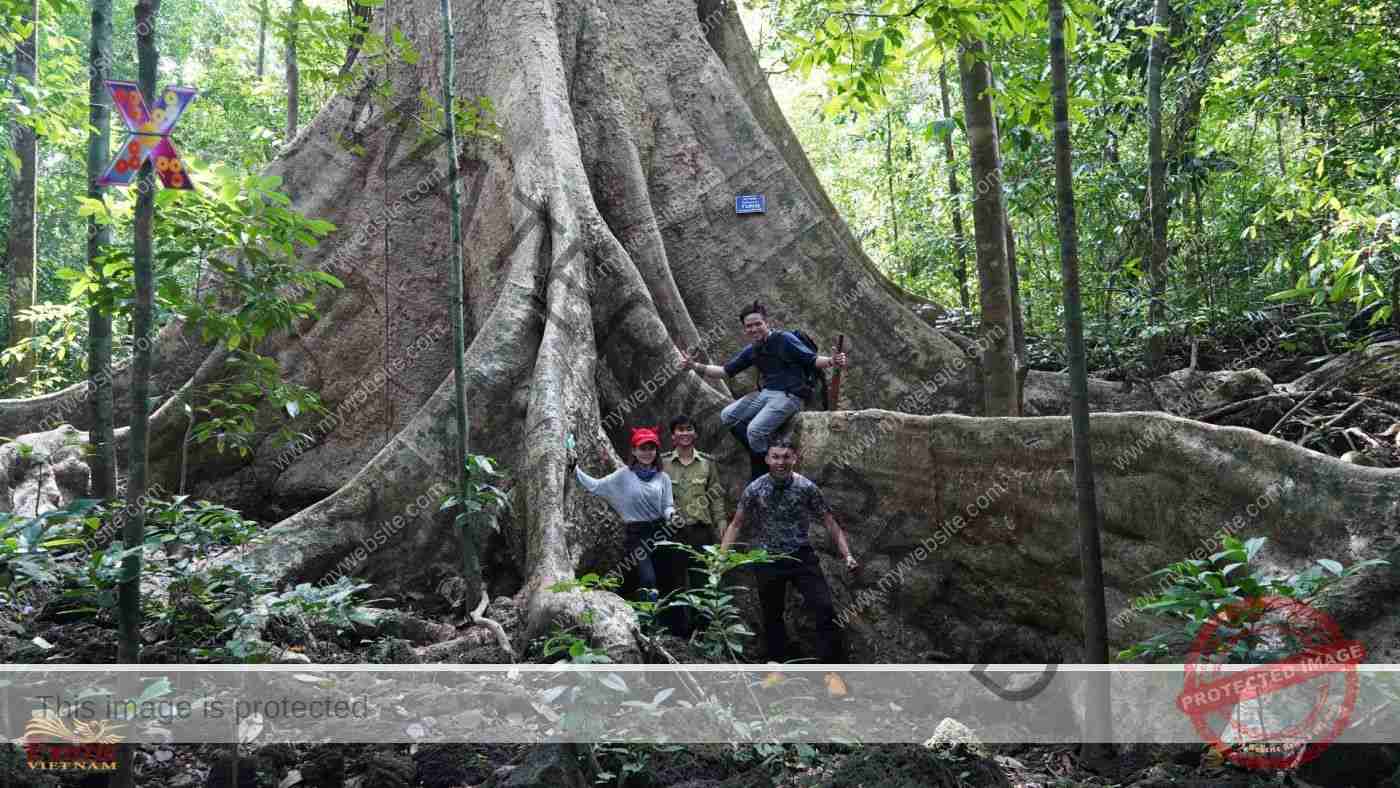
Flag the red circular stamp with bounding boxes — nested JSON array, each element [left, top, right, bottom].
[[1175, 596, 1364, 770]]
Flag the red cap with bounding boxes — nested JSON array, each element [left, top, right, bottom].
[[630, 428, 660, 450]]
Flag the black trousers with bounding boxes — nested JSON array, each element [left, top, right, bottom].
[[623, 520, 689, 637], [680, 522, 719, 635], [753, 546, 845, 664]]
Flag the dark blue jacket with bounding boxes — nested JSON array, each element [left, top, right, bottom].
[[722, 331, 817, 395]]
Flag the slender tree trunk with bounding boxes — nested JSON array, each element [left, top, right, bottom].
[[959, 41, 1018, 415], [1145, 0, 1170, 367], [121, 0, 160, 665], [938, 63, 971, 311], [286, 0, 301, 139], [5, 0, 38, 392], [1004, 206, 1028, 412], [1049, 0, 1111, 756], [440, 0, 480, 611], [339, 0, 374, 80], [115, 8, 161, 784], [884, 111, 899, 256], [1274, 113, 1286, 177], [1391, 263, 1399, 336], [86, 0, 115, 500], [256, 0, 268, 78]]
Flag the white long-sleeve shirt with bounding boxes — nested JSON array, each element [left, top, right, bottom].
[[575, 466, 676, 523]]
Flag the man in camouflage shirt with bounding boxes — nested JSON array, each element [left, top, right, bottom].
[[662, 414, 729, 636], [721, 438, 858, 696]]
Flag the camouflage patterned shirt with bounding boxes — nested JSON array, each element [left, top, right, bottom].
[[737, 473, 831, 554]]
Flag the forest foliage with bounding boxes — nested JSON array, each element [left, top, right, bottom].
[[744, 0, 1398, 369]]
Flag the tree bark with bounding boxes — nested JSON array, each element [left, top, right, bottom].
[[958, 41, 1018, 415], [1145, 0, 1171, 367], [1049, 0, 1110, 755], [286, 0, 301, 140], [5, 0, 38, 392], [938, 63, 970, 311], [86, 0, 116, 501], [257, 0, 268, 78]]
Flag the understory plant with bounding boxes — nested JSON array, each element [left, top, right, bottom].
[[1118, 535, 1388, 662], [661, 542, 777, 661]]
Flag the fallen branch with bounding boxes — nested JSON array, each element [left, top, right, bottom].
[[416, 628, 494, 661], [629, 624, 705, 704], [350, 609, 456, 643], [1276, 346, 1400, 437], [1269, 387, 1337, 437], [470, 583, 516, 662], [1297, 400, 1366, 447], [1194, 392, 1298, 423]]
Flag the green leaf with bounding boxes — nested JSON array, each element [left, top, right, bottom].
[[77, 197, 109, 218], [135, 677, 173, 704], [308, 271, 344, 288], [1316, 558, 1343, 576], [600, 673, 628, 692]]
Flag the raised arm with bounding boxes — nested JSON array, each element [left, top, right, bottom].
[[679, 344, 749, 381], [574, 464, 624, 496]]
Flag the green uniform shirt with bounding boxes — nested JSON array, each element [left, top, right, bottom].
[[661, 449, 727, 532]]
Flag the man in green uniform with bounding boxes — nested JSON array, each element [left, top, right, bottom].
[[661, 413, 729, 637]]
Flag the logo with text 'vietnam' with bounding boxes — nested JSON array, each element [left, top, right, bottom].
[[23, 713, 124, 771]]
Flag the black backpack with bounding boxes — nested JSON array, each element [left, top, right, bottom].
[[756, 329, 829, 410]]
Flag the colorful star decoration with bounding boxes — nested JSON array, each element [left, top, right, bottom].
[[97, 80, 197, 190]]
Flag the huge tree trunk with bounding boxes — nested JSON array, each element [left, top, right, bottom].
[[5, 0, 38, 391], [1, 0, 1395, 662], [958, 41, 1019, 416]]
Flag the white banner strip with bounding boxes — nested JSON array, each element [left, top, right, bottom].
[[3, 665, 1397, 744]]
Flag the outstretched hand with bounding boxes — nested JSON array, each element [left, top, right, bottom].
[[676, 346, 694, 372], [844, 554, 859, 573], [830, 348, 849, 368]]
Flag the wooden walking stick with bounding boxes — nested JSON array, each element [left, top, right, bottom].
[[828, 335, 845, 410]]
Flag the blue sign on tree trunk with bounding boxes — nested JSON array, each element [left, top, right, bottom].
[[735, 194, 766, 214]]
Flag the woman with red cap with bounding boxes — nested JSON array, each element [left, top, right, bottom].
[[572, 427, 686, 634]]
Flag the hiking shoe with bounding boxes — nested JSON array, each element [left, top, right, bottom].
[[761, 662, 784, 688], [824, 672, 849, 698]]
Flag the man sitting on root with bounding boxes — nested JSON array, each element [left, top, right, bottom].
[[677, 301, 847, 480]]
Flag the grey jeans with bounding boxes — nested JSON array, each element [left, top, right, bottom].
[[720, 388, 802, 454]]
